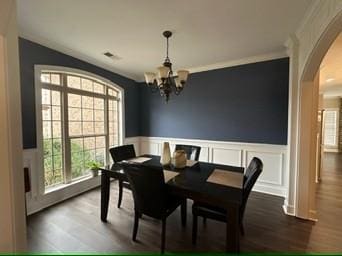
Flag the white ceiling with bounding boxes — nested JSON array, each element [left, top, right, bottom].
[[17, 0, 313, 81], [320, 33, 342, 97]]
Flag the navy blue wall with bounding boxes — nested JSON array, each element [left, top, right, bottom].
[[139, 58, 289, 145], [19, 38, 140, 149]]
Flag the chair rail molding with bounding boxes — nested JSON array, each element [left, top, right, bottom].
[[139, 136, 288, 199]]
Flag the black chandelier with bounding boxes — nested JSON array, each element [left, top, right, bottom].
[[144, 31, 189, 102]]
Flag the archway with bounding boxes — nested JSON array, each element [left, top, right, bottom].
[[296, 11, 342, 220]]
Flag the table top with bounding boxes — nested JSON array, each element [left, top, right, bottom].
[[100, 154, 244, 207]]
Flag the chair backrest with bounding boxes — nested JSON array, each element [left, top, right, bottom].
[[124, 164, 166, 218], [109, 144, 136, 163], [175, 144, 201, 161], [240, 157, 263, 219]]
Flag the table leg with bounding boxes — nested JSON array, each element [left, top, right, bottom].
[[226, 205, 240, 253], [101, 171, 110, 222]]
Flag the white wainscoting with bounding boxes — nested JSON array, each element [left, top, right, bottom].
[[23, 136, 140, 215], [139, 136, 288, 198], [24, 136, 286, 214]]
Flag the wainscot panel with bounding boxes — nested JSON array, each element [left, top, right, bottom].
[[139, 136, 288, 198]]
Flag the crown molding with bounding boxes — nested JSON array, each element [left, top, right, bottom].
[[187, 51, 288, 73], [137, 51, 288, 82], [19, 32, 140, 82]]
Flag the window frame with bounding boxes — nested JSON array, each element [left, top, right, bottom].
[[323, 108, 339, 148], [35, 65, 125, 195]]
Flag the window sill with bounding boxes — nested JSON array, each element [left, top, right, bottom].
[[44, 174, 100, 194]]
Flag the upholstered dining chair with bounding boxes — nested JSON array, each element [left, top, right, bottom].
[[109, 144, 136, 208], [175, 144, 201, 161], [191, 157, 263, 244], [123, 164, 187, 253]]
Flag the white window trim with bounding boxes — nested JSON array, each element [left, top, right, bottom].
[[323, 107, 339, 149], [34, 65, 125, 197]]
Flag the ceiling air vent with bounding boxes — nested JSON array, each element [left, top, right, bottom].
[[103, 51, 122, 60]]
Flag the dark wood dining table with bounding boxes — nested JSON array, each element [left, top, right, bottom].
[[99, 154, 244, 253]]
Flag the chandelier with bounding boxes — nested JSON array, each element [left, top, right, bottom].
[[144, 31, 189, 102]]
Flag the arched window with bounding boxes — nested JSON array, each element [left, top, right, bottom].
[[35, 66, 123, 191]]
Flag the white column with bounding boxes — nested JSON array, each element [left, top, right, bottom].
[[283, 34, 300, 216]]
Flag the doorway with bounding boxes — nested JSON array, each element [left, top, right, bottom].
[[315, 33, 342, 222]]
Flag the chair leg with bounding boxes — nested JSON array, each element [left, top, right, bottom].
[[240, 222, 245, 236], [192, 214, 198, 245], [161, 218, 166, 254], [117, 180, 123, 208], [181, 200, 187, 227], [132, 211, 139, 241]]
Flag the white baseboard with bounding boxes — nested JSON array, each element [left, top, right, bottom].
[[282, 203, 295, 216]]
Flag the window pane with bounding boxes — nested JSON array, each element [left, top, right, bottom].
[[84, 137, 95, 150], [108, 88, 118, 97], [50, 74, 61, 85], [43, 121, 52, 138], [52, 139, 62, 155], [43, 139, 52, 157], [94, 98, 104, 110], [51, 91, 60, 106], [68, 107, 82, 121], [67, 76, 81, 89], [82, 96, 93, 109], [52, 121, 62, 138], [52, 106, 61, 121], [95, 148, 105, 165], [108, 110, 114, 122], [42, 89, 50, 104], [95, 122, 104, 134], [82, 109, 94, 121], [69, 121, 82, 136], [44, 156, 52, 172], [42, 105, 51, 120], [41, 73, 50, 83], [109, 122, 114, 133], [81, 78, 93, 92], [109, 135, 113, 147], [96, 136, 106, 148], [71, 164, 83, 179], [68, 94, 81, 107], [83, 150, 95, 167], [94, 82, 104, 94], [45, 169, 63, 187], [82, 121, 94, 135], [71, 138, 83, 152], [53, 155, 63, 170], [94, 110, 104, 121]]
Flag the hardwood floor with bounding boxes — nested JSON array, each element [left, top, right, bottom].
[[27, 155, 342, 252]]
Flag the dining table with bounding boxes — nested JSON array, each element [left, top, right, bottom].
[[99, 154, 244, 253]]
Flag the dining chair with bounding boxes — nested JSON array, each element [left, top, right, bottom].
[[191, 157, 263, 244], [109, 144, 136, 208], [175, 144, 201, 161], [123, 164, 187, 253]]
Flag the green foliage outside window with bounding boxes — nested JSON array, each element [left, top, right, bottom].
[[44, 140, 98, 187]]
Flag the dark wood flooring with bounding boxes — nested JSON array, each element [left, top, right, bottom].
[[27, 154, 342, 252]]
